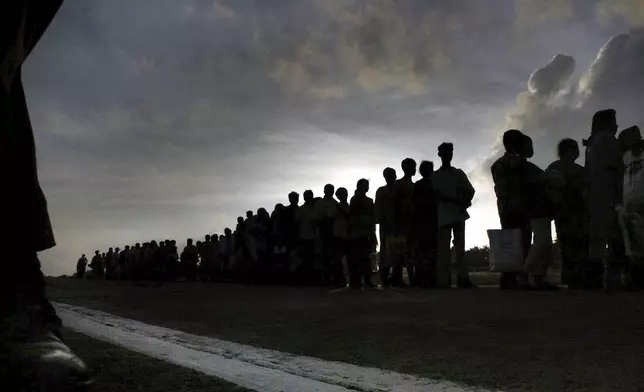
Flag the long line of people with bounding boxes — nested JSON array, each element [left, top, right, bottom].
[[75, 110, 644, 291]]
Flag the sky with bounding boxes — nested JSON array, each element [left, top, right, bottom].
[[22, 0, 644, 276]]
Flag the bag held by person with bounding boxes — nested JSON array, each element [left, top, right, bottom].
[[487, 229, 524, 272]]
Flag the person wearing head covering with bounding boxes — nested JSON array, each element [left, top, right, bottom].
[[375, 167, 399, 288], [546, 138, 588, 289], [585, 109, 627, 291], [433, 143, 476, 289], [490, 130, 531, 289]]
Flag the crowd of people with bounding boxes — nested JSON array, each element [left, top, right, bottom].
[[76, 109, 644, 292], [76, 142, 478, 290]]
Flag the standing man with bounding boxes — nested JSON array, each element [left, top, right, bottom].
[[1, 2, 91, 388], [313, 184, 338, 285], [393, 159, 417, 287], [348, 179, 377, 289], [375, 168, 398, 288], [433, 143, 476, 288], [90, 250, 104, 279], [491, 130, 531, 289], [295, 190, 317, 284], [412, 161, 439, 288], [584, 109, 627, 291], [76, 254, 88, 279]]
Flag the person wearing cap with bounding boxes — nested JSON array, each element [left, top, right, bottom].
[[546, 138, 588, 289], [433, 143, 476, 288], [491, 130, 532, 289], [584, 109, 627, 291]]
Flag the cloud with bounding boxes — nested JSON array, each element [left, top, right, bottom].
[[596, 0, 644, 27], [479, 28, 644, 179]]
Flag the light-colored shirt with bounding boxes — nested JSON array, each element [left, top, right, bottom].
[[433, 166, 475, 227]]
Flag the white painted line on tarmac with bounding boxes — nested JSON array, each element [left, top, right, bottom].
[[55, 302, 497, 392]]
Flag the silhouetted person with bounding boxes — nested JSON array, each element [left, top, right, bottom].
[[181, 239, 199, 282], [105, 247, 117, 280], [412, 161, 438, 288], [434, 143, 476, 289], [283, 192, 300, 256], [584, 109, 626, 291], [375, 168, 398, 287], [620, 126, 644, 289], [386, 159, 415, 287], [221, 228, 234, 279], [348, 179, 377, 289], [0, 4, 90, 386], [490, 130, 530, 289], [314, 184, 338, 285], [332, 187, 350, 288], [546, 138, 587, 289], [90, 250, 104, 279], [296, 190, 317, 284], [76, 254, 88, 279], [519, 135, 558, 290]]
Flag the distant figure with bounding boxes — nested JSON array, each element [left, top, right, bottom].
[[392, 158, 417, 287], [433, 143, 476, 289], [105, 247, 116, 280], [199, 235, 212, 282], [333, 187, 350, 288], [348, 179, 377, 289], [76, 254, 88, 279], [412, 161, 438, 288], [313, 184, 338, 285], [519, 134, 558, 290], [546, 138, 587, 289], [584, 109, 626, 291], [296, 190, 317, 284], [375, 167, 398, 288], [220, 228, 234, 279], [90, 250, 104, 279], [181, 238, 199, 282], [283, 192, 300, 255], [491, 129, 530, 290], [621, 125, 644, 289]]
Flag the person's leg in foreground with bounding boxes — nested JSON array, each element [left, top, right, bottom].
[[1, 1, 91, 390]]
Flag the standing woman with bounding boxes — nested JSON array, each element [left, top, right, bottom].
[[1, 1, 91, 388]]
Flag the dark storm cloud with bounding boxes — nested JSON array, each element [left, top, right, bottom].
[[23, 0, 638, 274]]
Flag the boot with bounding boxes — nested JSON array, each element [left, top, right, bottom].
[[1, 255, 91, 392]]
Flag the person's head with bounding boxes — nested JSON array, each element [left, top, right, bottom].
[[237, 216, 244, 224], [246, 210, 253, 219], [323, 184, 335, 197], [196, 241, 202, 247], [187, 238, 193, 246], [335, 187, 348, 202], [356, 178, 369, 195], [212, 234, 219, 241], [401, 158, 417, 177], [224, 228, 232, 235], [125, 245, 130, 250], [592, 109, 618, 135], [419, 161, 434, 178], [275, 203, 284, 211], [258, 207, 268, 217], [618, 126, 642, 152], [303, 190, 314, 203], [205, 234, 211, 242], [502, 129, 524, 154], [82, 254, 86, 258], [171, 240, 176, 246], [521, 134, 534, 158], [136, 243, 141, 248], [102, 253, 105, 257], [288, 191, 299, 206], [95, 250, 99, 255], [382, 167, 397, 185], [438, 143, 454, 163], [557, 138, 579, 162]]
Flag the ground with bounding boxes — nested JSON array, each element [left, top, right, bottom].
[[64, 330, 250, 392], [48, 275, 644, 392]]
